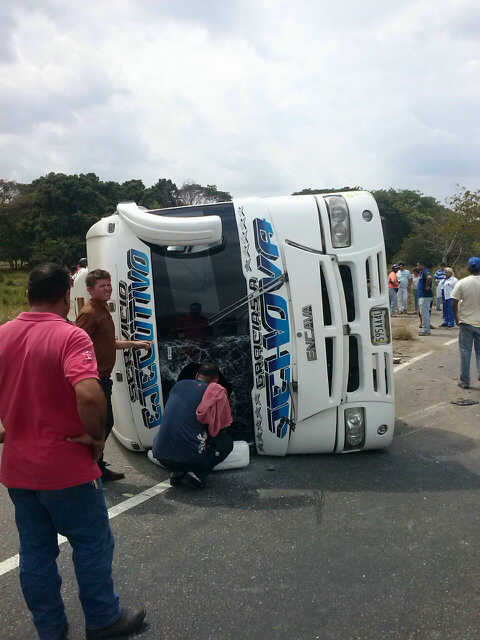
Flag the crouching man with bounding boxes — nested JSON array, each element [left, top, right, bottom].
[[151, 363, 233, 488]]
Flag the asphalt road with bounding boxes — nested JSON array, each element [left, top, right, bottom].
[[1, 330, 480, 639]]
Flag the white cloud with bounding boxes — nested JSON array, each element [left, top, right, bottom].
[[1, 0, 479, 202]]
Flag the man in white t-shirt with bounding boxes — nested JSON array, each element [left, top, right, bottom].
[[396, 262, 412, 314], [451, 257, 480, 388]]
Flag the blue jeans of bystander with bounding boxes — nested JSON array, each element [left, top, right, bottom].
[[419, 297, 432, 333], [445, 298, 455, 327], [458, 323, 480, 387], [389, 288, 397, 315], [8, 481, 120, 640]]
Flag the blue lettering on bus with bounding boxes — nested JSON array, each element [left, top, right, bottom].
[[119, 248, 162, 429], [253, 218, 291, 439]]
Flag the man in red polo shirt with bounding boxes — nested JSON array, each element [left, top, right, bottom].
[[0, 263, 146, 640]]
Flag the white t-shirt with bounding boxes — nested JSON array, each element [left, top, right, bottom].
[[443, 276, 457, 300], [72, 267, 88, 281], [451, 275, 480, 326]]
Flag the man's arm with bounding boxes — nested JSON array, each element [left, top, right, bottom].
[[74, 378, 106, 441], [115, 339, 151, 350], [452, 299, 460, 326]]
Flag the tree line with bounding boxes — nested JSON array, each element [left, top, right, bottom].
[[0, 173, 478, 269]]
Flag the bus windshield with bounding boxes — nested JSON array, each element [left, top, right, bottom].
[[146, 202, 253, 439]]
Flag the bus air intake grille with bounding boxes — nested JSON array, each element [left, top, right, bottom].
[[347, 336, 360, 392], [320, 266, 332, 326], [325, 337, 333, 396], [339, 264, 355, 322]]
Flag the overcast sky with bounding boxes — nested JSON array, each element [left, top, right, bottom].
[[1, 0, 479, 202]]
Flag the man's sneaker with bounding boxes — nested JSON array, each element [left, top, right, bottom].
[[102, 468, 125, 483], [458, 382, 470, 389], [86, 607, 146, 639], [147, 449, 168, 469], [185, 471, 206, 489], [418, 331, 431, 336], [169, 471, 186, 487]]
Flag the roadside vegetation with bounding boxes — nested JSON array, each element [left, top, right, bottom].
[[0, 268, 28, 324]]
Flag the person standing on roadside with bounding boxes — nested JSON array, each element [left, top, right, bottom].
[[434, 263, 447, 311], [417, 260, 434, 335], [396, 262, 411, 314], [451, 257, 480, 389], [0, 263, 146, 640], [388, 264, 399, 316], [443, 268, 457, 328], [412, 268, 421, 313], [73, 257, 88, 281], [75, 269, 151, 482]]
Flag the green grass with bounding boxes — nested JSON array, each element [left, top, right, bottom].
[[0, 270, 29, 324]]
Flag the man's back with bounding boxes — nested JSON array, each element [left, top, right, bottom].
[[451, 275, 480, 327], [153, 379, 208, 462], [0, 312, 100, 490]]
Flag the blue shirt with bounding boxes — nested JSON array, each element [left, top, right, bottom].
[[153, 379, 208, 462], [418, 268, 433, 298]]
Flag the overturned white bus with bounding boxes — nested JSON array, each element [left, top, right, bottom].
[[70, 192, 394, 456]]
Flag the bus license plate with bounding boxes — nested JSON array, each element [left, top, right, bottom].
[[370, 307, 390, 345]]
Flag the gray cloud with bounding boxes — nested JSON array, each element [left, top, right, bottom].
[[1, 0, 479, 201]]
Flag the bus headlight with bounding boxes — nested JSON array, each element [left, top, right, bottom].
[[344, 407, 365, 449], [324, 195, 351, 248]]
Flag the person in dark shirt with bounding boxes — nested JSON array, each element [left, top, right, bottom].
[[151, 363, 233, 488], [417, 260, 434, 336], [76, 269, 151, 481]]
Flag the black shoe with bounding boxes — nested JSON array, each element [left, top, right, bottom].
[[185, 471, 206, 489], [102, 468, 125, 482], [169, 471, 186, 487], [86, 607, 146, 639]]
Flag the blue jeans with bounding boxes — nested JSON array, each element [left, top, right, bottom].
[[8, 481, 120, 640], [419, 297, 432, 333], [459, 323, 480, 386], [389, 288, 397, 315], [445, 298, 455, 327]]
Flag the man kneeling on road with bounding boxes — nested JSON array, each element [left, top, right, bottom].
[[151, 363, 233, 488]]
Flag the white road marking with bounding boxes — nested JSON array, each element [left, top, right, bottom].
[[0, 480, 170, 578], [394, 351, 433, 373], [443, 338, 457, 346], [397, 401, 449, 423]]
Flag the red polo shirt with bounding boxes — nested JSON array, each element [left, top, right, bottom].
[[0, 312, 101, 490]]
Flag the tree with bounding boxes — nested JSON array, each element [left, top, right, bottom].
[[177, 182, 232, 206], [292, 186, 363, 196], [140, 179, 179, 209]]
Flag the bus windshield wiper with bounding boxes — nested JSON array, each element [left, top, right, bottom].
[[207, 273, 287, 327]]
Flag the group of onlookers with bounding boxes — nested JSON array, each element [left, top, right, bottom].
[[388, 261, 458, 333], [388, 257, 480, 390]]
